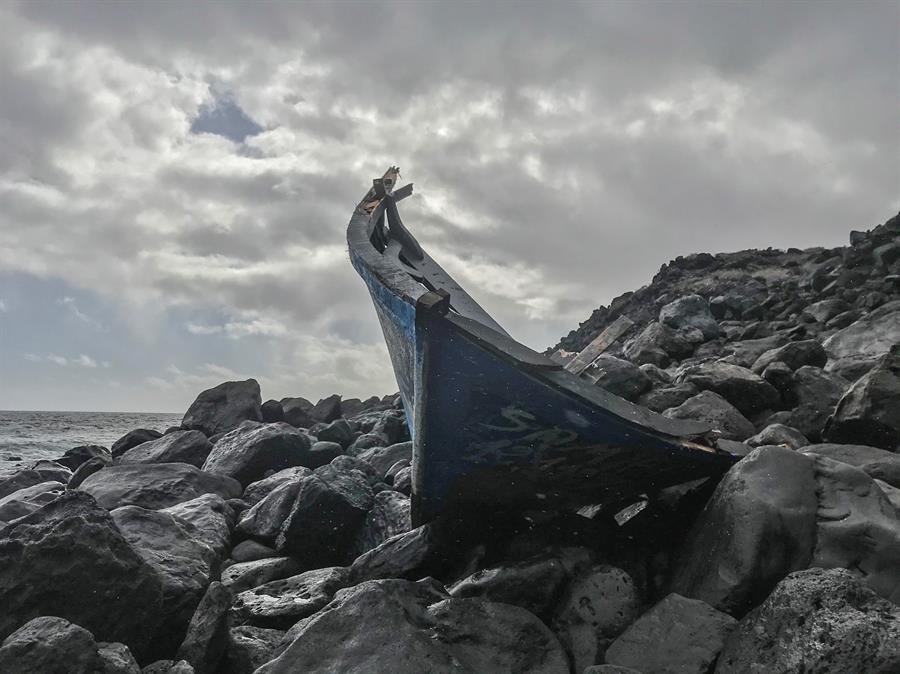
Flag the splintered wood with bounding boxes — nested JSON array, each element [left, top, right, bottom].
[[563, 315, 635, 376]]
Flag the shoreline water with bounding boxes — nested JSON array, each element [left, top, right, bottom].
[[0, 410, 183, 468]]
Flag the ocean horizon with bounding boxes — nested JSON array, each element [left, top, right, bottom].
[[0, 410, 184, 471]]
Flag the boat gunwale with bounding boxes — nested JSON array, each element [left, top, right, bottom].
[[347, 172, 729, 453]]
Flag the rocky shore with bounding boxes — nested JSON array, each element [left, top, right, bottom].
[[0, 213, 898, 673]]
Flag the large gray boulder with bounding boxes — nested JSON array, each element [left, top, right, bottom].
[[161, 493, 235, 560], [118, 430, 212, 468], [79, 463, 241, 510], [783, 365, 847, 440], [750, 339, 827, 374], [715, 568, 900, 673], [637, 383, 699, 413], [0, 480, 65, 522], [450, 550, 586, 623], [241, 466, 311, 506], [257, 579, 569, 674], [0, 492, 163, 660], [175, 582, 231, 674], [663, 391, 755, 440], [314, 418, 355, 449], [746, 423, 808, 450], [723, 335, 789, 368], [659, 294, 720, 340], [310, 394, 342, 423], [670, 446, 900, 615], [605, 594, 736, 674], [678, 361, 779, 415], [230, 566, 350, 629], [220, 557, 302, 594], [111, 428, 163, 458], [55, 444, 111, 471], [0, 616, 102, 674], [355, 441, 412, 479], [348, 523, 450, 584], [275, 465, 374, 567], [237, 479, 304, 543], [0, 467, 68, 500], [824, 345, 900, 451], [624, 321, 694, 367], [98, 641, 140, 673], [224, 626, 284, 674], [202, 422, 312, 487], [801, 443, 900, 488], [236, 482, 301, 543], [588, 355, 652, 401], [182, 379, 262, 437], [822, 300, 900, 360], [552, 565, 642, 672], [802, 299, 850, 324], [352, 489, 411, 556], [279, 397, 314, 428], [111, 505, 221, 653], [259, 400, 285, 423]]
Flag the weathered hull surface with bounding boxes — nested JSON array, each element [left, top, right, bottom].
[[348, 169, 735, 524]]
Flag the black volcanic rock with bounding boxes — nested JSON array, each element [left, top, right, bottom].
[[182, 379, 262, 437], [715, 568, 900, 674], [0, 492, 163, 660]]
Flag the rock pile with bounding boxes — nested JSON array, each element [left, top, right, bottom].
[[0, 212, 897, 672]]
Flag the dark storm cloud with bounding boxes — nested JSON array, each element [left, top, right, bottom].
[[1, 0, 897, 410]]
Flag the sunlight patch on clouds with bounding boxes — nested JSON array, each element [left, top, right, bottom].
[[147, 362, 247, 392], [24, 352, 103, 368], [432, 247, 578, 322], [186, 315, 288, 339]]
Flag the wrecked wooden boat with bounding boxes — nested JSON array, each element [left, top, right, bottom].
[[348, 168, 736, 524]]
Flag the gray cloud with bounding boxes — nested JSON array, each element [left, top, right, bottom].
[[1, 1, 897, 410]]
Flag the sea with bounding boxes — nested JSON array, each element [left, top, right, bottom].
[[0, 410, 183, 477]]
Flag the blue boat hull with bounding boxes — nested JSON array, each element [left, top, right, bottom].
[[348, 170, 735, 524]]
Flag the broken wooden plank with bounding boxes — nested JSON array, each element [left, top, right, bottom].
[[564, 315, 635, 376]]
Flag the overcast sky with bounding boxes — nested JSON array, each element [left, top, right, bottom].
[[0, 2, 897, 412]]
